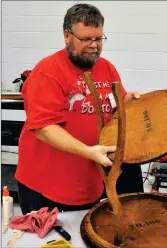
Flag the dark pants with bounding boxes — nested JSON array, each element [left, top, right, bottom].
[[116, 163, 144, 194], [18, 164, 143, 215]]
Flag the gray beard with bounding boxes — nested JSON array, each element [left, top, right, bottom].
[[67, 46, 100, 69]]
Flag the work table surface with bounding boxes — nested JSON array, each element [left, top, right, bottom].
[[2, 204, 88, 248]]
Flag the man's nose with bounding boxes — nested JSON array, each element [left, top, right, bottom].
[[89, 40, 98, 48]]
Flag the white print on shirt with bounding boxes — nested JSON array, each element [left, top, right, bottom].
[[69, 93, 85, 111], [81, 103, 112, 114], [69, 76, 113, 116], [108, 93, 117, 109]]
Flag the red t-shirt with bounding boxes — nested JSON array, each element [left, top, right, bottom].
[[15, 49, 127, 205]]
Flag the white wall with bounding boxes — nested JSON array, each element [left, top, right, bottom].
[[2, 1, 167, 92], [2, 0, 77, 91]]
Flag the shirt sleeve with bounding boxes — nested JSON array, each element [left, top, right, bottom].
[[22, 70, 68, 131]]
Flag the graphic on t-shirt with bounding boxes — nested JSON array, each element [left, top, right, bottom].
[[69, 75, 114, 120]]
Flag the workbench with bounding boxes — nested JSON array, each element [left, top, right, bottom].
[[2, 204, 88, 248]]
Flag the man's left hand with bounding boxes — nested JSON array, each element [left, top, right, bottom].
[[124, 91, 143, 103]]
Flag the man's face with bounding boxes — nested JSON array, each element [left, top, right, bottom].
[[64, 22, 104, 69]]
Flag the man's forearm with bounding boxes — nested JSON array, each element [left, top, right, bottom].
[[35, 124, 91, 159]]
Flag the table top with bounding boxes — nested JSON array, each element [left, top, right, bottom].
[[2, 204, 88, 248]]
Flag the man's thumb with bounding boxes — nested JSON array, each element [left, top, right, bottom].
[[105, 145, 116, 153]]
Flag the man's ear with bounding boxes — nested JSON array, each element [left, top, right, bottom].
[[64, 30, 70, 46]]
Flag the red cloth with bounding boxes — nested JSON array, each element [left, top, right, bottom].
[[15, 49, 127, 205], [9, 207, 59, 238]]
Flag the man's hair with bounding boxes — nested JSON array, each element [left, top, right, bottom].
[[63, 3, 104, 31]]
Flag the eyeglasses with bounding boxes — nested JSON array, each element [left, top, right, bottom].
[[68, 29, 107, 45]]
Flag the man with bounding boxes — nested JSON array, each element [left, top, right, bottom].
[[16, 3, 143, 214]]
